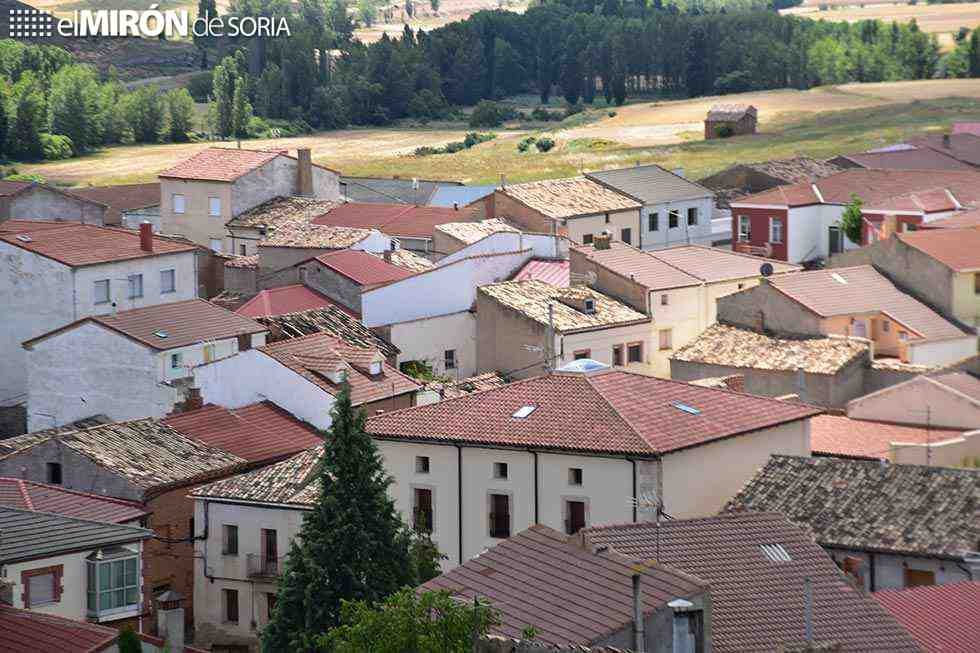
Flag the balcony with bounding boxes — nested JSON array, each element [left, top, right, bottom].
[[246, 554, 283, 578], [734, 242, 772, 257], [488, 512, 510, 539]]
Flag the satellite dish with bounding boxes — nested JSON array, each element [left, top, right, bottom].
[[760, 263, 774, 277]]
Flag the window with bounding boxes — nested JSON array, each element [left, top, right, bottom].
[[444, 349, 457, 370], [413, 487, 433, 534], [209, 238, 223, 253], [266, 593, 277, 621], [224, 589, 239, 623], [94, 279, 110, 304], [86, 556, 138, 617], [46, 462, 62, 485], [769, 218, 783, 244], [738, 216, 751, 242], [24, 566, 61, 608], [493, 462, 508, 479], [568, 468, 583, 486], [261, 529, 278, 576], [415, 456, 430, 474], [882, 320, 890, 333], [669, 210, 679, 229], [208, 197, 221, 217], [160, 269, 175, 294], [170, 353, 182, 370], [687, 207, 698, 226], [899, 331, 908, 341], [127, 274, 143, 299], [239, 243, 247, 255], [172, 194, 185, 214], [582, 233, 594, 245], [223, 525, 238, 556], [975, 273, 980, 295], [649, 212, 659, 232], [489, 494, 510, 538], [573, 349, 591, 360], [604, 213, 611, 224], [612, 345, 624, 367], [659, 328, 673, 351], [583, 298, 596, 314], [904, 568, 935, 588], [660, 294, 669, 306], [621, 227, 632, 245], [203, 344, 216, 363], [627, 342, 643, 363], [565, 500, 586, 535]]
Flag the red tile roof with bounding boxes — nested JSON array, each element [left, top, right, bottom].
[[71, 182, 160, 224], [837, 148, 974, 171], [584, 513, 921, 653], [0, 180, 33, 196], [159, 147, 282, 182], [921, 208, 980, 230], [421, 525, 709, 647], [873, 581, 980, 653], [810, 414, 965, 460], [0, 223, 197, 267], [573, 241, 700, 290], [312, 202, 478, 239], [235, 284, 340, 318], [897, 227, 980, 272], [314, 249, 414, 286], [367, 370, 820, 456], [908, 133, 980, 166], [513, 258, 570, 287], [162, 401, 323, 462], [259, 332, 420, 406], [0, 219, 82, 233], [24, 299, 266, 351], [0, 477, 147, 523]]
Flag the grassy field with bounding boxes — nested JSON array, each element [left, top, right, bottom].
[[19, 78, 980, 187]]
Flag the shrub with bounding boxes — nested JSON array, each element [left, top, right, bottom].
[[517, 135, 536, 152], [715, 124, 735, 138], [463, 131, 496, 148], [470, 100, 503, 128], [186, 71, 213, 102], [40, 134, 73, 160], [563, 102, 584, 118], [414, 146, 439, 157], [531, 106, 561, 121], [535, 137, 555, 152]]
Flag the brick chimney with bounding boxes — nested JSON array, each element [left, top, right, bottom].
[[139, 221, 153, 252], [383, 249, 393, 263], [593, 230, 612, 250], [155, 591, 185, 653], [296, 148, 313, 197], [182, 387, 204, 412]]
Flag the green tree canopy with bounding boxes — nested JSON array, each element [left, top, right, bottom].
[[839, 193, 864, 245], [48, 64, 102, 154]]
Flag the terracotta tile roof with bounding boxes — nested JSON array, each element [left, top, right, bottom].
[[512, 259, 570, 287], [809, 414, 965, 460], [259, 332, 420, 406], [191, 445, 323, 506], [367, 369, 819, 456], [0, 418, 245, 491], [161, 401, 322, 463], [573, 241, 699, 290], [869, 358, 936, 373], [235, 284, 337, 318], [873, 581, 980, 653], [160, 147, 280, 182], [929, 370, 980, 400], [897, 227, 980, 272], [312, 202, 478, 239], [725, 455, 980, 558], [0, 180, 33, 196], [768, 266, 966, 341], [224, 254, 259, 269], [705, 103, 756, 121], [869, 187, 959, 214], [740, 157, 843, 185], [0, 477, 147, 523], [71, 182, 160, 223], [908, 132, 980, 166], [583, 513, 921, 653], [953, 122, 980, 136], [498, 178, 641, 220], [24, 299, 266, 351], [255, 306, 398, 358], [422, 524, 709, 647], [921, 208, 980, 230], [479, 279, 650, 332], [434, 218, 519, 245], [0, 219, 79, 233], [673, 324, 870, 375], [0, 415, 110, 454], [835, 148, 974, 171], [378, 248, 433, 272], [260, 222, 373, 249], [314, 249, 414, 286], [423, 371, 509, 400], [0, 223, 196, 267], [225, 196, 339, 229], [585, 164, 712, 205]]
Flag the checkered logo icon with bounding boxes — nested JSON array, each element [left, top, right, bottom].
[[8, 8, 54, 38]]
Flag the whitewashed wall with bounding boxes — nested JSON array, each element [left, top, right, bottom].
[[75, 252, 198, 317], [906, 335, 979, 367], [389, 311, 477, 378], [438, 232, 564, 266], [640, 197, 714, 250]]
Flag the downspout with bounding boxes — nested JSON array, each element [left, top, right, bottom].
[[631, 459, 637, 522], [868, 551, 876, 592], [456, 444, 463, 565], [72, 268, 78, 321], [532, 450, 539, 523]]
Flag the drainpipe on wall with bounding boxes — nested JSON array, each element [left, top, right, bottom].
[[456, 444, 463, 565], [632, 574, 646, 653], [531, 450, 539, 524]]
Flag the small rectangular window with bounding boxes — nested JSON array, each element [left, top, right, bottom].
[[621, 227, 632, 245], [224, 589, 239, 623], [172, 194, 185, 214], [660, 294, 669, 306], [904, 568, 935, 588], [170, 353, 182, 369], [883, 321, 890, 333], [738, 216, 751, 242], [94, 279, 110, 304], [604, 213, 610, 224], [612, 345, 624, 367], [223, 525, 238, 556], [127, 274, 143, 299], [239, 243, 247, 256], [209, 197, 221, 217], [648, 212, 659, 232], [209, 238, 223, 253], [568, 468, 583, 486], [46, 462, 62, 485], [769, 218, 783, 244], [669, 210, 679, 229], [27, 571, 57, 607], [659, 329, 673, 351], [493, 462, 508, 479], [974, 273, 980, 295], [415, 456, 430, 474], [687, 207, 698, 226], [160, 269, 176, 294], [582, 233, 594, 245], [573, 349, 591, 360], [444, 349, 456, 370], [627, 342, 643, 363]]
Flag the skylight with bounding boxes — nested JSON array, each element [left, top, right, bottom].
[[153, 330, 169, 339], [15, 234, 32, 243], [671, 401, 701, 416], [830, 272, 848, 285], [760, 543, 792, 562], [512, 405, 537, 419]]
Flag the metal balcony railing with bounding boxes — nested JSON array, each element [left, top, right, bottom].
[[246, 554, 283, 578], [413, 508, 433, 534]]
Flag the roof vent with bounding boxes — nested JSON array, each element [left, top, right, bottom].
[[583, 298, 596, 314], [671, 401, 701, 416], [830, 272, 848, 285], [153, 330, 169, 339], [512, 405, 537, 419], [760, 543, 792, 562], [15, 234, 32, 243]]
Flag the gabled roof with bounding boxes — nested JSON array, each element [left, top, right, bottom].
[[0, 222, 196, 267], [0, 505, 152, 564], [908, 132, 980, 166], [583, 512, 921, 653], [434, 218, 519, 245], [259, 222, 373, 249], [833, 147, 974, 171], [897, 227, 980, 272], [339, 176, 460, 205], [921, 207, 980, 230], [314, 249, 414, 286], [427, 184, 496, 207], [191, 445, 323, 507], [71, 182, 160, 223], [253, 306, 399, 358], [767, 266, 966, 341], [498, 177, 641, 220], [312, 202, 478, 239], [225, 196, 340, 230], [23, 299, 267, 351], [874, 581, 980, 653], [573, 241, 700, 290], [0, 180, 108, 207], [235, 284, 340, 318], [366, 369, 820, 456], [700, 157, 843, 189], [705, 103, 756, 121], [512, 258, 570, 287], [0, 477, 147, 523], [258, 332, 420, 406], [383, 248, 433, 272], [928, 370, 980, 400], [725, 455, 980, 559], [160, 147, 339, 182], [0, 415, 110, 455], [421, 524, 709, 647], [161, 402, 323, 463], [809, 414, 966, 460], [585, 164, 712, 205], [423, 371, 510, 400]]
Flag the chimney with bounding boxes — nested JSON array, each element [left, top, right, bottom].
[[593, 230, 612, 250], [453, 201, 459, 211], [155, 591, 185, 653], [882, 213, 898, 240], [139, 221, 153, 252], [383, 249, 392, 263], [632, 574, 646, 653], [296, 148, 313, 197], [943, 133, 951, 148], [183, 387, 204, 412]]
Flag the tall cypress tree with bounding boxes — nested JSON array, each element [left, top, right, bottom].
[[262, 384, 419, 652]]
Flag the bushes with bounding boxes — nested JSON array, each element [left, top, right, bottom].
[[186, 71, 213, 102], [469, 100, 504, 127], [535, 137, 555, 152], [530, 106, 562, 122], [415, 131, 495, 156], [517, 135, 536, 152], [40, 134, 73, 160]]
